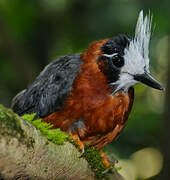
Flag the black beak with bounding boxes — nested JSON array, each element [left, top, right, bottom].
[[134, 71, 164, 91]]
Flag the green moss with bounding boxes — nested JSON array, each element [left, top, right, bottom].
[[22, 113, 69, 145], [82, 146, 118, 179], [0, 109, 6, 119], [82, 147, 106, 179], [0, 105, 25, 138]]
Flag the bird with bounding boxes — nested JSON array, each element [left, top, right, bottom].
[[12, 10, 164, 166]]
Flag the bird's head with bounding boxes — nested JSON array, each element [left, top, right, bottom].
[[98, 10, 164, 94]]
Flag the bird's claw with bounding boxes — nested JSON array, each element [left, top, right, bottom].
[[100, 150, 118, 168], [71, 134, 85, 154]]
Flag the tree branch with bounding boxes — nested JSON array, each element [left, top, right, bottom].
[[0, 105, 124, 180]]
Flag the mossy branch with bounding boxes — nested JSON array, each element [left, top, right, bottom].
[[0, 104, 125, 180]]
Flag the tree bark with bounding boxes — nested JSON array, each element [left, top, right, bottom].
[[0, 105, 124, 180]]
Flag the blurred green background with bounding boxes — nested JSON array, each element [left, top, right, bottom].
[[0, 0, 169, 179]]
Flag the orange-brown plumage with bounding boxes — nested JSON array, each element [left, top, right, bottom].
[[12, 11, 164, 163], [43, 39, 134, 149]]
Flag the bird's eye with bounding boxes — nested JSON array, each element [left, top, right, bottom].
[[112, 55, 124, 68]]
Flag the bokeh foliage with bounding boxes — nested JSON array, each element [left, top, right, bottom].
[[0, 0, 169, 179]]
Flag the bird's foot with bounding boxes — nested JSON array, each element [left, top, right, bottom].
[[100, 150, 118, 169], [100, 151, 110, 168], [71, 134, 85, 153]]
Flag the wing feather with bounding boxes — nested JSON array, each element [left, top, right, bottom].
[[12, 53, 82, 118]]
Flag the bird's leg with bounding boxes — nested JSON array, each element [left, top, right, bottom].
[[100, 150, 119, 174], [100, 150, 110, 168], [71, 134, 85, 153]]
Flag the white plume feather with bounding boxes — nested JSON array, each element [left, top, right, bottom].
[[122, 10, 152, 75], [111, 10, 153, 93], [134, 10, 152, 69]]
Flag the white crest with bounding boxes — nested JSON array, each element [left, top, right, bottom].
[[111, 10, 153, 93], [123, 10, 152, 74], [134, 10, 152, 67]]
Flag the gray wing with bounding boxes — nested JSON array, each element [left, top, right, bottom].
[[11, 53, 83, 118]]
